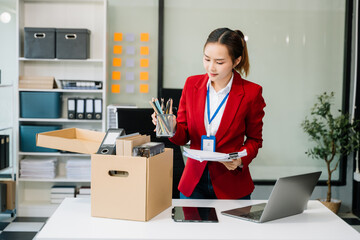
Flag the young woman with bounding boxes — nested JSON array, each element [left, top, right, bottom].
[[152, 27, 266, 199]]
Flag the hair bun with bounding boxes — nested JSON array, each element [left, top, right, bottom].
[[235, 30, 245, 39]]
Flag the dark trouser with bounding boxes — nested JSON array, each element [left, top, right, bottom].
[[180, 165, 251, 200]]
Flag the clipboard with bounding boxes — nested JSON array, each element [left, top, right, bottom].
[[171, 206, 218, 223]]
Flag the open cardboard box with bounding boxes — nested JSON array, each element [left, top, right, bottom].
[[36, 128, 105, 154], [36, 128, 173, 221]]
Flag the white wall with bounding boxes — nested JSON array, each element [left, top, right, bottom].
[[0, 0, 16, 128], [162, 0, 355, 212]]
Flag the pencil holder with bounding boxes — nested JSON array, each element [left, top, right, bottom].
[[156, 114, 175, 137]]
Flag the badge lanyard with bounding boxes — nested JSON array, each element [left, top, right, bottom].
[[206, 87, 229, 136], [201, 86, 229, 152]]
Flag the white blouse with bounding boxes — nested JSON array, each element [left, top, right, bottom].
[[204, 73, 234, 137]]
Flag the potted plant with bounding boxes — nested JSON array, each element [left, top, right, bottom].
[[301, 92, 360, 213]]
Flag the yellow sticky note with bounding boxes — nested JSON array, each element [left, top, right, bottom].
[[112, 71, 121, 80], [140, 84, 149, 93], [112, 84, 120, 93], [113, 58, 122, 67], [140, 33, 149, 42], [140, 46, 149, 55], [140, 59, 149, 67], [140, 72, 149, 80], [113, 45, 122, 54], [140, 72, 149, 81], [114, 33, 123, 41]]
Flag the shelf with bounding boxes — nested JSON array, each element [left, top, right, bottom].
[[0, 84, 13, 88], [19, 57, 103, 63], [0, 176, 13, 181], [19, 88, 103, 93], [19, 152, 90, 157], [19, 118, 102, 123], [19, 177, 90, 182], [16, 0, 107, 217], [18, 200, 59, 217], [22, 0, 104, 3]]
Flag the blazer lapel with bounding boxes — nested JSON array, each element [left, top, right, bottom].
[[215, 72, 244, 144], [193, 75, 208, 136]]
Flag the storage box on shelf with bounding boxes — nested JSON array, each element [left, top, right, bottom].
[[20, 91, 62, 118], [24, 27, 56, 59], [20, 125, 61, 152], [56, 28, 90, 59], [16, 0, 107, 217]]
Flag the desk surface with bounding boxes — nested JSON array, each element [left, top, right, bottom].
[[35, 198, 359, 240]]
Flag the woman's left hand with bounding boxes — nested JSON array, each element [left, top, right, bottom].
[[221, 158, 242, 170]]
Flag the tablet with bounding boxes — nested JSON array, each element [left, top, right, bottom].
[[171, 206, 218, 222]]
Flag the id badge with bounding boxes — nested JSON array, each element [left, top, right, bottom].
[[201, 135, 216, 152]]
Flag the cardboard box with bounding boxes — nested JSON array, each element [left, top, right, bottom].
[[36, 128, 105, 154], [91, 148, 173, 221], [0, 180, 16, 210], [116, 134, 150, 156], [36, 128, 173, 221]]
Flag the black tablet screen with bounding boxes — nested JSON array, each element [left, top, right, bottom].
[[172, 206, 218, 222]]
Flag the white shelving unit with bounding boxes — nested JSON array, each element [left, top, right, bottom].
[[15, 0, 107, 217]]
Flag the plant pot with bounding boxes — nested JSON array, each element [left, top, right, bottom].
[[318, 199, 342, 214]]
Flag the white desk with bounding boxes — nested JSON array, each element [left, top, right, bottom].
[[35, 198, 360, 240]]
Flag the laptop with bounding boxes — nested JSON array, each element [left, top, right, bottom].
[[221, 171, 321, 223]]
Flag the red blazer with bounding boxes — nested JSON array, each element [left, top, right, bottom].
[[170, 71, 266, 199]]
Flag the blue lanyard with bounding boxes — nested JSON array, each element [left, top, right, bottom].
[[207, 86, 230, 126]]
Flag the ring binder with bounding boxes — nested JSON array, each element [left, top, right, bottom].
[[94, 99, 102, 120], [67, 98, 76, 119], [76, 98, 85, 119], [85, 99, 94, 119]]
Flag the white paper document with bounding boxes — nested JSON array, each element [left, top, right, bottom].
[[183, 147, 247, 162]]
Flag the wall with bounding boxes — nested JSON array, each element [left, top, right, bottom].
[[161, 0, 354, 212], [0, 0, 16, 128], [163, 0, 346, 181], [106, 0, 159, 108]]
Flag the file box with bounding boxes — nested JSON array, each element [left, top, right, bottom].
[[20, 92, 62, 118], [20, 125, 61, 152], [0, 181, 16, 210], [36, 128, 173, 221], [56, 28, 90, 59], [24, 27, 56, 59]]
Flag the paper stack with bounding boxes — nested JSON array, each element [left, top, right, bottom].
[[76, 186, 91, 198], [50, 185, 76, 204], [183, 148, 247, 162], [66, 159, 91, 180], [20, 157, 57, 179]]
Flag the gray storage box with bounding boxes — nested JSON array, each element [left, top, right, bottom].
[[24, 27, 56, 59], [56, 28, 90, 59]]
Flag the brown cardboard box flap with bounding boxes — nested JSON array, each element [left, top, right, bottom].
[[36, 128, 105, 154], [123, 135, 150, 156]]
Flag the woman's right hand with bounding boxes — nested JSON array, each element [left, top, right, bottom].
[[151, 112, 177, 133]]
